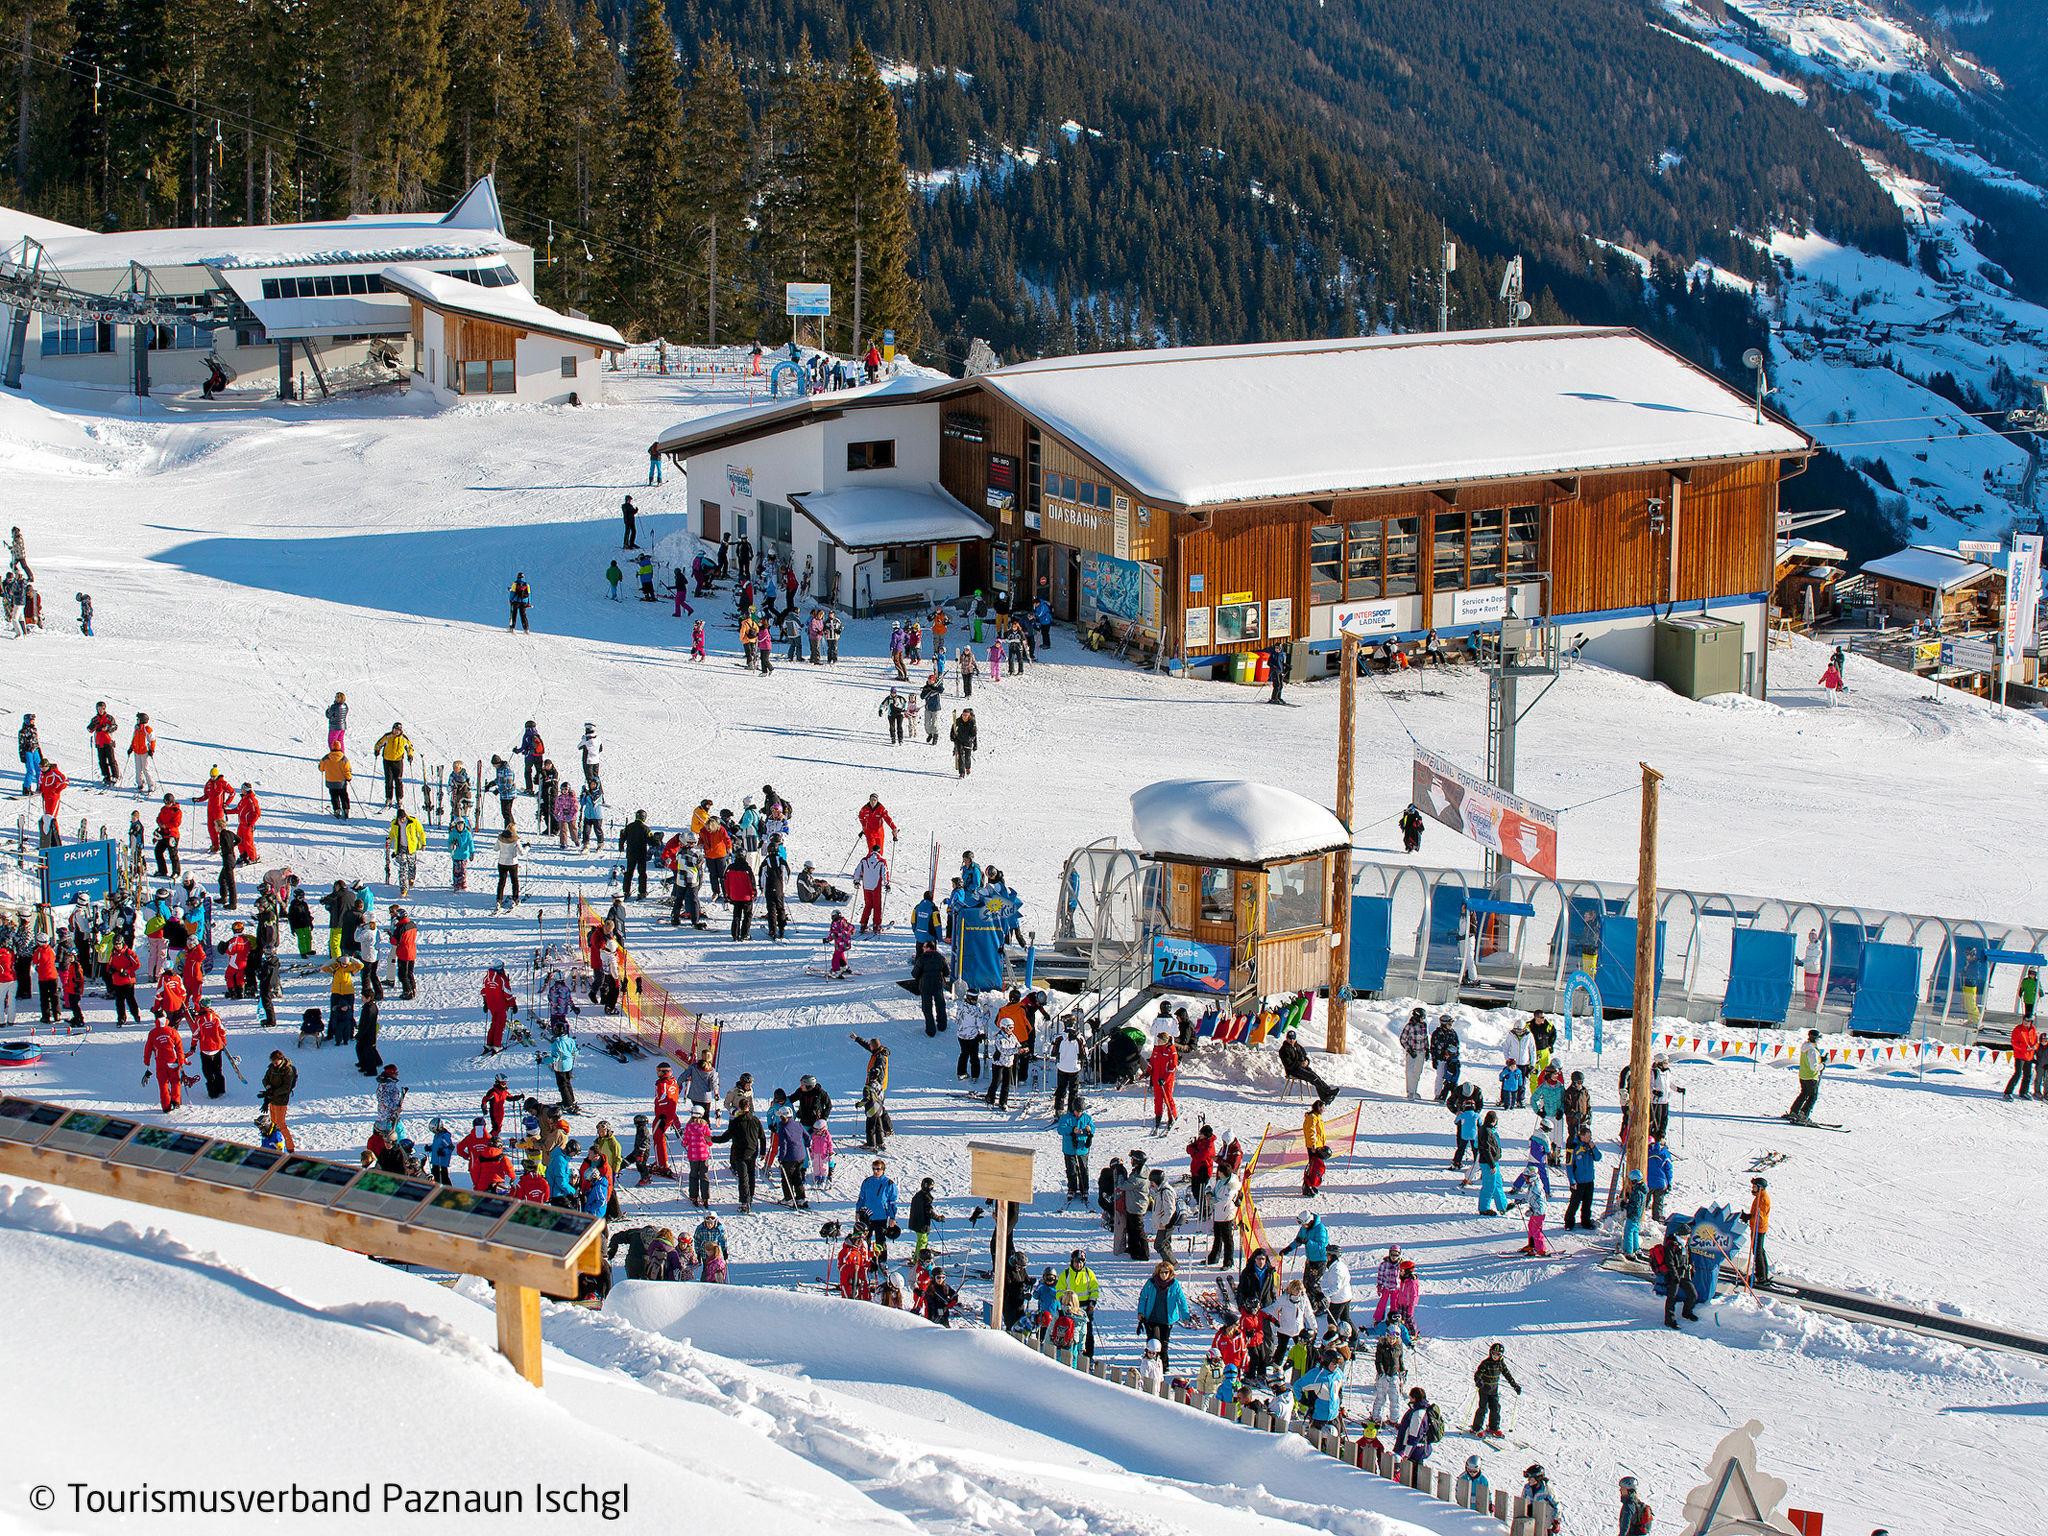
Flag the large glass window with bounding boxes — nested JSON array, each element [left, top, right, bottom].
[[1432, 510, 1468, 591], [883, 544, 933, 582], [490, 359, 514, 393], [1309, 525, 1343, 603], [462, 359, 489, 394], [1470, 507, 1504, 585], [40, 318, 110, 356], [1507, 505, 1542, 579], [1385, 515, 1420, 595], [1346, 521, 1385, 597], [1264, 858, 1324, 933], [1199, 867, 1233, 925], [847, 439, 896, 471]]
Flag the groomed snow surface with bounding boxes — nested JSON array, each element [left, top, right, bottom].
[[1, 367, 2044, 1533]]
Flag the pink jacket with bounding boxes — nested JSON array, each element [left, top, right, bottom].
[[682, 1117, 712, 1162]]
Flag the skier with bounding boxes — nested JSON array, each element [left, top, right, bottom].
[[950, 708, 978, 777], [1748, 1175, 1772, 1287], [143, 1012, 188, 1112], [855, 847, 889, 934], [1663, 1219, 1700, 1328], [1520, 1466, 1564, 1536], [621, 494, 639, 548], [1617, 1475, 1653, 1536], [1148, 1030, 1179, 1129], [373, 724, 412, 808], [86, 702, 118, 785], [1399, 803, 1425, 853], [1469, 1342, 1522, 1437], [508, 572, 532, 632], [857, 793, 897, 852], [1788, 1028, 1825, 1123]]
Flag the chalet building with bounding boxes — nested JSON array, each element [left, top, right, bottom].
[[1859, 544, 2007, 631], [656, 327, 1810, 690]]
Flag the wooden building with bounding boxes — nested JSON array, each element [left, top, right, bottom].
[[384, 263, 623, 407], [1859, 544, 2007, 632], [656, 327, 1810, 694]]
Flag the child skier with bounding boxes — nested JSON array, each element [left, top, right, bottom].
[[827, 911, 855, 977]]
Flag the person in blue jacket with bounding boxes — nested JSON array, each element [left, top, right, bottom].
[[1055, 1099, 1096, 1200], [958, 851, 984, 895], [912, 889, 944, 953], [1620, 1169, 1647, 1258], [1645, 1136, 1674, 1220], [578, 1151, 610, 1218], [447, 817, 475, 892], [1135, 1258, 1193, 1363], [1563, 1130, 1602, 1230], [1032, 595, 1054, 649], [1294, 1346, 1346, 1426], [427, 1118, 455, 1186], [546, 1028, 580, 1113], [545, 1140, 577, 1204], [1281, 1210, 1332, 1305], [857, 1157, 899, 1259]]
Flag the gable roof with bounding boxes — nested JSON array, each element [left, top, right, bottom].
[[380, 264, 624, 351], [1860, 544, 2006, 592], [653, 373, 936, 460], [954, 326, 1808, 508], [789, 484, 993, 550]]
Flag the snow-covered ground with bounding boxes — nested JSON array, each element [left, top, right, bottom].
[[3, 371, 2045, 1533]]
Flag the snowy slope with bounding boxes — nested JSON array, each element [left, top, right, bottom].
[[4, 372, 2046, 1533]]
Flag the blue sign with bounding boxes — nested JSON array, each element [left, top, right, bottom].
[[1151, 935, 1232, 994], [784, 281, 832, 317], [42, 839, 119, 906], [1667, 1204, 1748, 1302]]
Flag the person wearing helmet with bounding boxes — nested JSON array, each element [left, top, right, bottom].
[[1618, 1476, 1652, 1536], [1748, 1176, 1773, 1287], [1454, 1454, 1491, 1513], [1520, 1465, 1562, 1534]]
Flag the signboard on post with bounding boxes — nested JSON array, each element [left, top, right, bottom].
[[42, 839, 119, 906], [1411, 748, 1560, 879], [2000, 532, 2042, 695], [969, 1141, 1034, 1331], [784, 282, 832, 317]]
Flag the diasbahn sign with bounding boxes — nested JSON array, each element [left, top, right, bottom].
[[1411, 749, 1560, 880]]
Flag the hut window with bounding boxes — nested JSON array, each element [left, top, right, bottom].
[[1432, 510, 1468, 591], [1507, 505, 1542, 579], [1470, 507, 1505, 583], [1199, 867, 1233, 925], [1264, 858, 1324, 933], [1385, 516, 1421, 595], [1309, 525, 1344, 603]]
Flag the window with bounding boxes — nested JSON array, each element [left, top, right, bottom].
[[236, 324, 266, 348], [1309, 525, 1343, 604], [1384, 516, 1420, 595], [490, 358, 514, 393], [1198, 866, 1234, 925], [1025, 430, 1042, 518], [1506, 505, 1542, 580], [1264, 858, 1325, 933], [1432, 509, 1468, 591], [846, 439, 896, 471], [1346, 521, 1385, 597], [1470, 506, 1505, 585], [560, 356, 577, 378], [462, 359, 489, 394], [40, 318, 110, 356], [757, 501, 793, 546], [261, 279, 279, 300], [882, 543, 932, 582]]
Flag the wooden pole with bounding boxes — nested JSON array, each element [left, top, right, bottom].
[[495, 1282, 544, 1386], [991, 1199, 1010, 1330], [1624, 762, 1663, 1183], [1329, 631, 1359, 1055]]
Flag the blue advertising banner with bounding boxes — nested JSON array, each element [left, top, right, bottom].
[[42, 839, 119, 906], [1151, 935, 1232, 994]]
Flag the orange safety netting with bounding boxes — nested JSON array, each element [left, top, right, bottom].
[[1246, 1102, 1363, 1175], [578, 896, 722, 1068]]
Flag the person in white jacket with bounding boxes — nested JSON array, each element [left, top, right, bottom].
[[1202, 1168, 1242, 1268], [1502, 1022, 1534, 1072], [578, 724, 602, 788], [954, 993, 987, 1080], [1320, 1244, 1354, 1330], [494, 826, 523, 911], [1264, 1279, 1314, 1376]]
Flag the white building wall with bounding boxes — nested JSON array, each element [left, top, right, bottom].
[[512, 330, 605, 406]]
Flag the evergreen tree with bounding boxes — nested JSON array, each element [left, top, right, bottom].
[[615, 0, 687, 335], [442, 0, 533, 188], [511, 0, 579, 302], [679, 32, 751, 344], [310, 0, 450, 211], [751, 35, 834, 346], [823, 41, 922, 352], [1, 0, 76, 201]]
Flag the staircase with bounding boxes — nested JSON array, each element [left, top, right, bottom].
[[1065, 925, 1162, 1029]]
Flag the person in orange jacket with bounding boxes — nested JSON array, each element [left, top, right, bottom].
[[143, 1014, 188, 1111], [58, 946, 86, 1032], [2007, 1017, 2040, 1100], [1748, 1176, 1773, 1288], [857, 793, 897, 852], [1148, 1031, 1180, 1131], [481, 966, 517, 1052], [180, 939, 206, 1007], [233, 783, 262, 862], [391, 907, 419, 999], [197, 769, 233, 852], [154, 793, 184, 876], [650, 1062, 683, 1175], [189, 1004, 229, 1098], [128, 713, 159, 793], [222, 922, 250, 998], [480, 1073, 510, 1136]]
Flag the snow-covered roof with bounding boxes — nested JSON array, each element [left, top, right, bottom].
[[13, 177, 519, 273], [1861, 544, 2006, 591], [0, 205, 92, 246], [1776, 536, 1847, 564], [654, 373, 934, 457], [968, 327, 1809, 507], [1130, 779, 1350, 866], [380, 264, 624, 350], [789, 483, 992, 549]]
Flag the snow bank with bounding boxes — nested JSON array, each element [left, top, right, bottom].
[[1131, 779, 1350, 864]]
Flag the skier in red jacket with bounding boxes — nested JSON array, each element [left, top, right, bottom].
[[143, 1017, 188, 1111], [1148, 1032, 1180, 1130], [233, 784, 262, 862], [36, 758, 66, 842], [480, 1074, 510, 1135], [857, 793, 897, 852], [198, 770, 234, 851], [481, 967, 516, 1052], [189, 1004, 229, 1098], [650, 1062, 683, 1176]]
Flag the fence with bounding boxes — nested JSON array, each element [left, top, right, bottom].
[[1350, 858, 2044, 1045], [575, 895, 721, 1068], [1023, 1330, 1539, 1531]]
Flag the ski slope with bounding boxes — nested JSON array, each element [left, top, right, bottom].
[[3, 370, 2045, 1533]]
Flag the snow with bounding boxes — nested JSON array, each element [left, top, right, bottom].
[[655, 371, 936, 456], [18, 217, 517, 274], [3, 367, 2046, 1534], [1130, 779, 1351, 864], [380, 264, 625, 350], [1857, 542, 2003, 590], [975, 328, 1807, 508], [789, 483, 993, 549], [1654, 23, 1812, 102]]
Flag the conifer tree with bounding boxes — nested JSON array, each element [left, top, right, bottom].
[[679, 32, 751, 344], [442, 0, 533, 188], [751, 35, 834, 345], [823, 41, 922, 352], [513, 0, 579, 304], [615, 0, 687, 335]]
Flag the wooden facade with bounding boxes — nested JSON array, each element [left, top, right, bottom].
[[1157, 853, 1336, 1002], [933, 367, 1788, 661]]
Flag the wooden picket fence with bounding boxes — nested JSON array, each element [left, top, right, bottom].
[[1024, 1332, 1544, 1531]]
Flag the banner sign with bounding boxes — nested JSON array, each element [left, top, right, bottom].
[[784, 282, 832, 316], [1451, 586, 1509, 626], [42, 839, 119, 906], [1410, 749, 1559, 879], [1150, 934, 1233, 994], [1333, 599, 1401, 636], [2002, 532, 2042, 678]]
